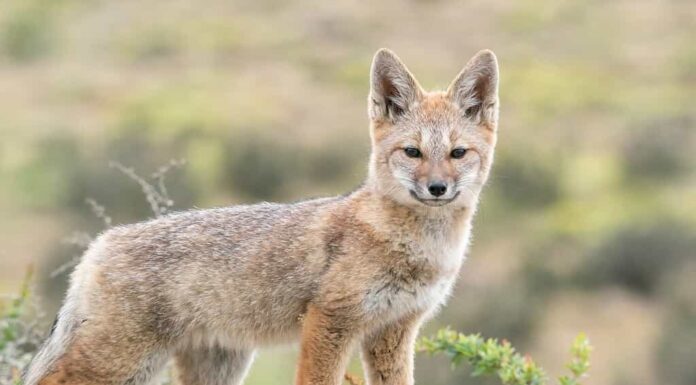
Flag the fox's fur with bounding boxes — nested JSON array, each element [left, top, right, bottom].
[[26, 48, 499, 385]]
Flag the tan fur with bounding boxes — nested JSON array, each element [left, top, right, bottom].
[[361, 312, 423, 385], [26, 48, 499, 385]]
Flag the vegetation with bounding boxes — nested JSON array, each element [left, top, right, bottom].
[[418, 329, 590, 385], [0, 270, 43, 385]]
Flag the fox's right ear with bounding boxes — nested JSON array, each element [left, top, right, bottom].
[[368, 49, 422, 122]]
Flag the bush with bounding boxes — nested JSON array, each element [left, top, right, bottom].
[[0, 269, 43, 385], [622, 117, 694, 182], [657, 311, 696, 385], [489, 150, 562, 210], [418, 329, 591, 385], [656, 266, 696, 385], [575, 220, 695, 295]]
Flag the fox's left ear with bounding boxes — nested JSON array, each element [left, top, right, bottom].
[[448, 50, 499, 125], [369, 49, 423, 123]]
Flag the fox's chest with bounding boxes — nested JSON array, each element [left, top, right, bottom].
[[363, 233, 468, 321], [363, 272, 457, 322]]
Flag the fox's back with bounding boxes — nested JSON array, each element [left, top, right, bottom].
[[79, 197, 342, 345]]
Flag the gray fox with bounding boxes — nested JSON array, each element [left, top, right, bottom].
[[26, 48, 499, 385]]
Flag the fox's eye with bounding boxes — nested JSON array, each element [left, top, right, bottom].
[[404, 147, 422, 158], [450, 148, 468, 159]]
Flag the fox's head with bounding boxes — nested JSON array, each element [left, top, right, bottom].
[[367, 49, 499, 210]]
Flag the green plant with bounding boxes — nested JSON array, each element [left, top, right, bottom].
[[418, 328, 591, 385], [0, 268, 44, 385]]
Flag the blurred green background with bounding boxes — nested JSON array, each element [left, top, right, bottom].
[[0, 0, 694, 384]]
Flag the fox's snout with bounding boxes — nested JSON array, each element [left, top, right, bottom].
[[414, 160, 457, 198]]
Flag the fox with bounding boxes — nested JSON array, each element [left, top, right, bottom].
[[25, 48, 499, 385]]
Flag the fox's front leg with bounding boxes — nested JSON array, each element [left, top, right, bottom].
[[296, 304, 359, 385], [360, 313, 423, 385]]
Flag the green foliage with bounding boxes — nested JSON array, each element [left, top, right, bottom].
[[418, 328, 591, 385], [557, 335, 591, 385], [0, 268, 43, 385]]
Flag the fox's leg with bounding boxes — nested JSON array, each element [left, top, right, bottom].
[[295, 305, 359, 385], [175, 345, 255, 385], [35, 328, 168, 385], [360, 313, 423, 385]]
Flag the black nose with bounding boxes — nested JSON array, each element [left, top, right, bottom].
[[427, 182, 447, 197]]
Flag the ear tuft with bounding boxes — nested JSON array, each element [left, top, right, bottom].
[[448, 50, 499, 124], [369, 49, 422, 122]]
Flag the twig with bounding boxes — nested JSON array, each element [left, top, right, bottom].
[[109, 161, 168, 217], [109, 160, 184, 217], [86, 198, 112, 228], [49, 255, 81, 278], [152, 159, 186, 209], [61, 231, 93, 248]]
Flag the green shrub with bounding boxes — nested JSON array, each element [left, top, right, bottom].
[[576, 220, 695, 295], [622, 117, 694, 182], [0, 269, 43, 385], [656, 268, 696, 385], [418, 328, 591, 385], [490, 150, 562, 210]]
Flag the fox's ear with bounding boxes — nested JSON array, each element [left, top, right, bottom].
[[448, 50, 499, 124], [369, 49, 422, 122]]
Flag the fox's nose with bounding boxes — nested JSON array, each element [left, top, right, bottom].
[[427, 182, 448, 197]]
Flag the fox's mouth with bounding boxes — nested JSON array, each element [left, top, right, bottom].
[[409, 190, 460, 207]]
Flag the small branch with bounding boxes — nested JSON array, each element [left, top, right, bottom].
[[49, 255, 81, 278], [109, 161, 167, 217], [109, 159, 185, 217], [151, 159, 186, 209], [85, 198, 112, 228], [61, 231, 93, 249], [52, 228, 94, 277]]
